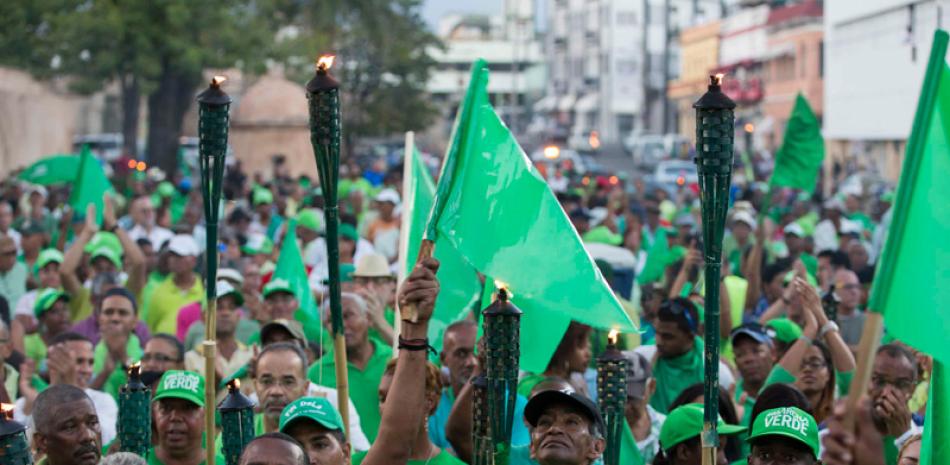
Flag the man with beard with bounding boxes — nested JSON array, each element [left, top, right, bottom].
[[150, 370, 224, 465], [254, 343, 313, 435], [32, 384, 102, 465], [308, 292, 392, 442], [524, 390, 606, 465]]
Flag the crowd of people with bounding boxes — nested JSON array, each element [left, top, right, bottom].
[[0, 149, 928, 465]]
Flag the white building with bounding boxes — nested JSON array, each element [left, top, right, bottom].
[[539, 0, 724, 146], [426, 0, 545, 139], [824, 0, 949, 180]]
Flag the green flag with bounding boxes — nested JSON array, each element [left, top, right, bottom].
[[636, 228, 670, 285], [69, 145, 114, 224], [273, 220, 325, 345], [400, 140, 481, 350], [19, 154, 80, 185], [874, 30, 950, 465], [429, 60, 635, 373], [770, 93, 824, 191], [620, 420, 646, 465]]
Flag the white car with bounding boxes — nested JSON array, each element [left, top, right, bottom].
[[530, 146, 587, 175], [653, 160, 698, 186]]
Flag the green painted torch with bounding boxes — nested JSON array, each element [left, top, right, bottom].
[[481, 285, 522, 465], [118, 362, 150, 458], [596, 331, 626, 465], [471, 374, 492, 465], [306, 54, 351, 440], [692, 73, 736, 465], [218, 379, 256, 465], [0, 405, 31, 465], [197, 74, 232, 465]]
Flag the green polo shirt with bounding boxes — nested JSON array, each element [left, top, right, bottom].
[[308, 338, 393, 442], [143, 274, 204, 335], [352, 449, 466, 465]]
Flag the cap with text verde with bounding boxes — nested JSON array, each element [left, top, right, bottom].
[[34, 288, 69, 317], [153, 370, 205, 407], [279, 397, 346, 437], [659, 403, 747, 452], [748, 407, 819, 459]]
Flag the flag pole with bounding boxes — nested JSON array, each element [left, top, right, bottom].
[[394, 131, 416, 352], [844, 29, 949, 430]]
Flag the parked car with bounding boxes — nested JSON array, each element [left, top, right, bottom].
[[653, 159, 698, 186], [73, 133, 123, 162], [568, 130, 602, 154], [624, 133, 692, 168], [530, 146, 587, 176]]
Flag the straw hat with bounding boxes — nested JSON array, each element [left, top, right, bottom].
[[352, 253, 394, 279]]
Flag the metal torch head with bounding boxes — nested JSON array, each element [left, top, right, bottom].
[[218, 379, 256, 412], [0, 404, 25, 436], [197, 76, 233, 106]]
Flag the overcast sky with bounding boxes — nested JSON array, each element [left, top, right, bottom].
[[422, 0, 503, 29]]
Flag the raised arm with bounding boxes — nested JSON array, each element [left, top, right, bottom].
[[61, 204, 98, 295], [102, 195, 146, 296], [798, 280, 855, 373], [362, 257, 440, 465], [743, 220, 766, 313], [776, 290, 818, 377]]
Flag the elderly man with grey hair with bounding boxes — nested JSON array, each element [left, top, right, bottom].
[[307, 291, 392, 443]]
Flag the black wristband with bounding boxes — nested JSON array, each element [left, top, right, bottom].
[[398, 336, 436, 356]]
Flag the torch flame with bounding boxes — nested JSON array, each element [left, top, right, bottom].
[[714, 73, 724, 85], [493, 279, 513, 300], [608, 329, 619, 345], [211, 75, 227, 87], [317, 55, 336, 71], [1, 403, 13, 419], [128, 361, 141, 376], [231, 378, 241, 390]]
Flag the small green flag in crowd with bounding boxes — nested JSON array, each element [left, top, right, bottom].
[[770, 93, 824, 192], [19, 154, 81, 186], [874, 30, 950, 465], [272, 220, 324, 345], [427, 60, 635, 373], [69, 145, 114, 224]]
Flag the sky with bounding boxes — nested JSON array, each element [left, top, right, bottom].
[[422, 0, 503, 30]]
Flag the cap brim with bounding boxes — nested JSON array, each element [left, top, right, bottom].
[[731, 329, 770, 345], [218, 291, 245, 306], [264, 288, 295, 299], [718, 423, 747, 436], [525, 390, 604, 431], [280, 415, 344, 435], [153, 391, 204, 408], [748, 431, 816, 459]]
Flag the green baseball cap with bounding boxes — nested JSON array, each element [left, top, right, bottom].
[[279, 397, 346, 435], [34, 288, 69, 317], [84, 232, 121, 255], [339, 223, 359, 242], [764, 318, 803, 344], [216, 280, 245, 306], [157, 181, 176, 198], [34, 248, 64, 273], [153, 370, 205, 407], [748, 407, 819, 459], [296, 209, 323, 232], [253, 188, 274, 205], [659, 403, 747, 452], [263, 278, 295, 299], [89, 246, 123, 269]]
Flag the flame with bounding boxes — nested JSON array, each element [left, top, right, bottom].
[[317, 55, 336, 71], [744, 123, 755, 133], [211, 75, 227, 87], [543, 145, 560, 160], [493, 279, 513, 299], [714, 73, 724, 85], [128, 361, 141, 375], [232, 378, 241, 390], [1, 403, 12, 419], [608, 329, 619, 345]]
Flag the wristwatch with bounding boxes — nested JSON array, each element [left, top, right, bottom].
[[819, 321, 839, 339]]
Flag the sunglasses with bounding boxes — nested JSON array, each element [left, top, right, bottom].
[[662, 300, 697, 333]]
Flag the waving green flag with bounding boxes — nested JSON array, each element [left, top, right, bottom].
[[636, 228, 670, 285], [69, 145, 114, 224], [400, 138, 481, 350], [770, 93, 824, 192], [429, 60, 636, 373], [19, 154, 80, 185], [874, 30, 950, 465], [273, 220, 325, 345]]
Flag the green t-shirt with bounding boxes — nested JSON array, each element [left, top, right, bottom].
[[93, 335, 144, 399], [649, 337, 705, 415], [352, 449, 466, 465], [146, 447, 224, 465], [143, 275, 204, 335], [308, 338, 393, 442]]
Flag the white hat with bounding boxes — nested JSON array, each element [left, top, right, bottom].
[[218, 268, 244, 286], [27, 184, 48, 199], [840, 219, 863, 235], [588, 207, 608, 227], [823, 197, 845, 212], [374, 188, 401, 206], [783, 222, 805, 237], [731, 210, 757, 230], [168, 234, 199, 257], [215, 280, 238, 297], [352, 253, 395, 279]]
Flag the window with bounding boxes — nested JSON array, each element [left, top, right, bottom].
[[617, 11, 637, 25]]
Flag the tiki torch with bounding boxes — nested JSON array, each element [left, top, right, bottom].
[[692, 73, 736, 465], [306, 54, 350, 439], [118, 363, 150, 458], [471, 374, 492, 465], [218, 379, 256, 465], [481, 284, 522, 465], [596, 330, 627, 465], [197, 75, 232, 465], [0, 404, 31, 465]]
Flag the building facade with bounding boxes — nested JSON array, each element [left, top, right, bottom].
[[668, 20, 721, 143]]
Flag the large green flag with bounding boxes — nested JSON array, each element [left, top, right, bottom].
[[273, 220, 325, 345], [770, 93, 824, 191], [874, 30, 950, 465], [69, 145, 114, 224], [400, 140, 482, 350], [429, 60, 635, 373], [636, 228, 670, 285], [19, 154, 80, 185]]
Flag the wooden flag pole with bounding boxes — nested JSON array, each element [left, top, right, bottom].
[[842, 312, 884, 431]]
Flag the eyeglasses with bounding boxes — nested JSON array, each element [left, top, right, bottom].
[[800, 359, 827, 371], [142, 353, 178, 363], [870, 374, 915, 391]]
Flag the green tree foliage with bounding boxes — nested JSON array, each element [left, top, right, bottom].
[[0, 0, 440, 173]]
